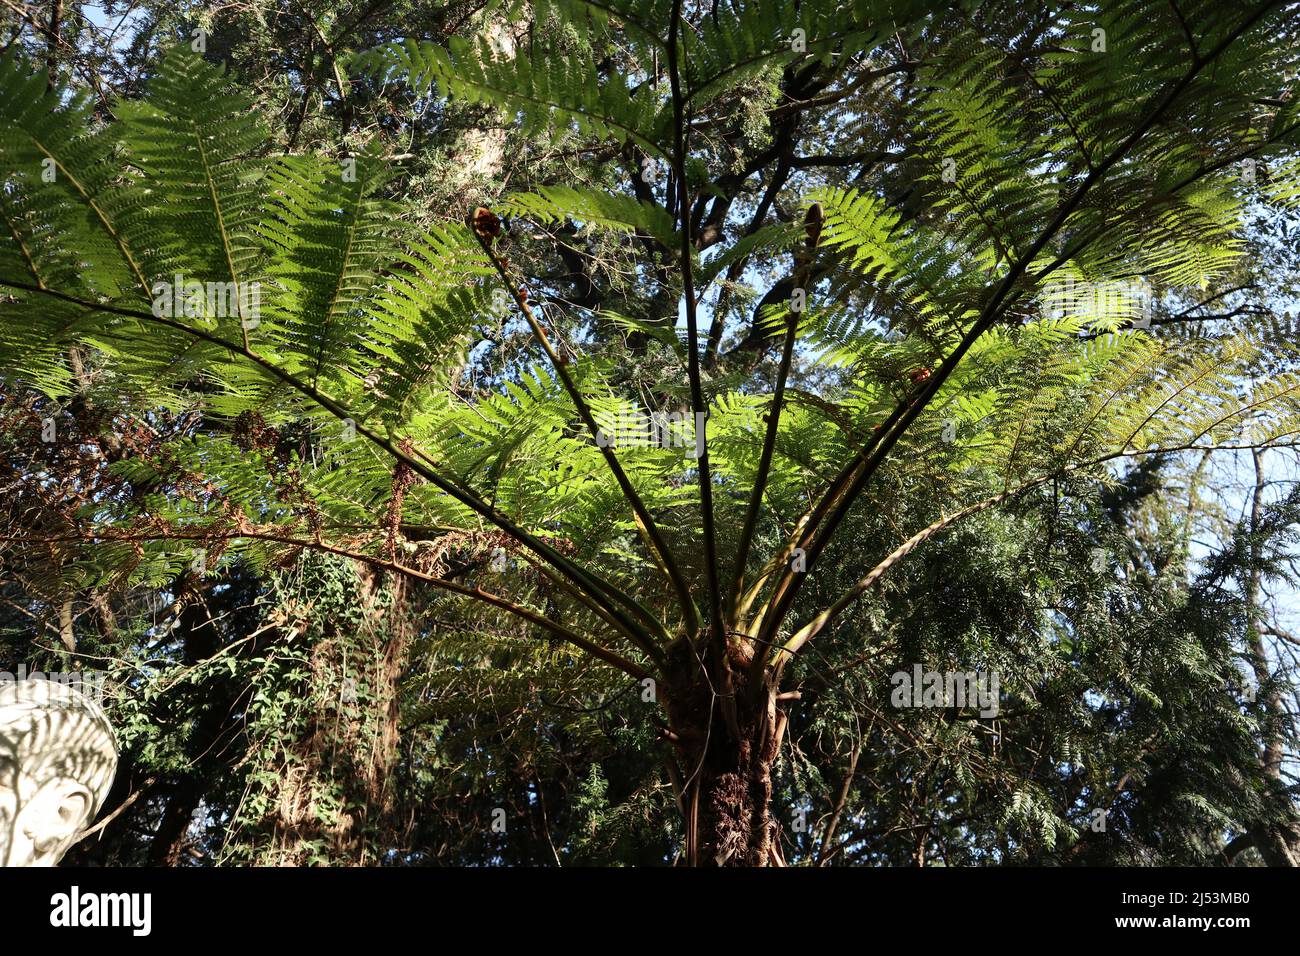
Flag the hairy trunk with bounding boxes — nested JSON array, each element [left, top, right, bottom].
[[664, 639, 782, 866]]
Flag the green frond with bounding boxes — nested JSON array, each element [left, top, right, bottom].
[[499, 184, 678, 248], [351, 34, 670, 157]]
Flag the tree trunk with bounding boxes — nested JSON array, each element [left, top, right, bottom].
[[1244, 448, 1299, 866], [257, 560, 411, 865], [664, 638, 782, 866]]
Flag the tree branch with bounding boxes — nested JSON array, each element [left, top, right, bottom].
[[0, 278, 666, 658]]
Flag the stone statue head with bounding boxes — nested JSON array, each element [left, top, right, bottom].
[[0, 677, 117, 866]]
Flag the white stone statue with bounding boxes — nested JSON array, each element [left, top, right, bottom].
[[0, 678, 118, 866]]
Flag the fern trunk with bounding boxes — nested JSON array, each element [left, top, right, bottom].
[[665, 640, 782, 866]]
